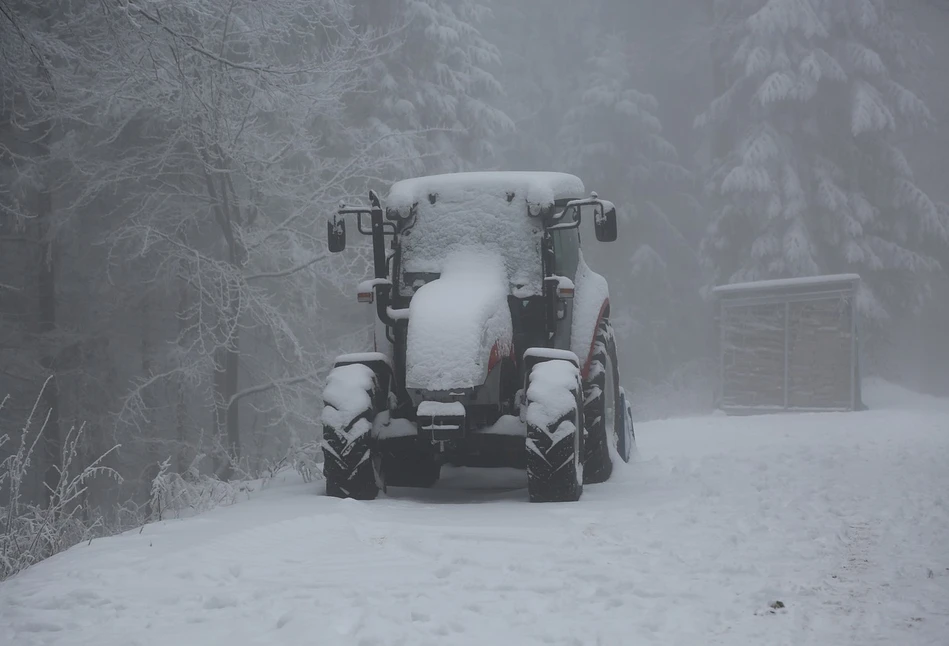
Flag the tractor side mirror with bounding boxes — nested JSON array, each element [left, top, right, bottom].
[[327, 215, 346, 253], [594, 204, 617, 242]]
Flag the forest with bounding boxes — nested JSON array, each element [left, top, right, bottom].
[[2, 0, 948, 578]]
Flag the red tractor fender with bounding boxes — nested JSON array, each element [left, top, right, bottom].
[[488, 338, 516, 373], [580, 299, 610, 380]]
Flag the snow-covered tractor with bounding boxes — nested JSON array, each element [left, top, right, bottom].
[[322, 172, 634, 502]]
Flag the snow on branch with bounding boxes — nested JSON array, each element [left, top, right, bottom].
[[244, 254, 328, 282], [0, 1, 54, 87], [755, 71, 795, 106], [722, 165, 774, 194], [851, 81, 895, 135]]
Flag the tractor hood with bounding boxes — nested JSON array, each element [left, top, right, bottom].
[[404, 250, 513, 391]]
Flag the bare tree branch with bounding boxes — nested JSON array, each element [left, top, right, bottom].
[[227, 372, 317, 410], [244, 253, 327, 282], [0, 1, 54, 87]]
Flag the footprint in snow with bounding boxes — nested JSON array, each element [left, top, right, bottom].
[[18, 621, 64, 633], [202, 594, 238, 610], [755, 600, 788, 616]]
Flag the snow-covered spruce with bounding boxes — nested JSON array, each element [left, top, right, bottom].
[[349, 0, 514, 175], [582, 318, 620, 484], [525, 358, 583, 503], [321, 364, 382, 500], [698, 0, 949, 319], [559, 32, 698, 383]]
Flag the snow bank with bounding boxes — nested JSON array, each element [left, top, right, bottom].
[[861, 377, 949, 412], [405, 250, 513, 390]]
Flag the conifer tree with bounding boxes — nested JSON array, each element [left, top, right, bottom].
[[698, 0, 949, 320], [559, 33, 702, 377], [352, 0, 514, 175]]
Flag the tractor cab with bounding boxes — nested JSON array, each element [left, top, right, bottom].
[[328, 172, 616, 396]]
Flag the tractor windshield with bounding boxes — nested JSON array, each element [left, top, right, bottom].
[[395, 189, 545, 298]]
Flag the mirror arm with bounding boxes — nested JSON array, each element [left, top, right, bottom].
[[338, 192, 400, 329], [357, 212, 396, 236], [546, 218, 581, 231]]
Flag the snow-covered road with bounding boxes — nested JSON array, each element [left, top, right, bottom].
[[2, 382, 948, 645]]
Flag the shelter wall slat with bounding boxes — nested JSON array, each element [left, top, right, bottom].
[[722, 303, 785, 409], [787, 299, 852, 409]]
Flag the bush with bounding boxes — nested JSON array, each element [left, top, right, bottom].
[[146, 455, 248, 521], [1, 379, 120, 581], [2, 380, 323, 581]]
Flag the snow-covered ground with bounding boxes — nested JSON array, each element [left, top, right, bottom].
[[2, 382, 948, 646]]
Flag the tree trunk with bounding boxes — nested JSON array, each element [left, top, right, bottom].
[[224, 322, 240, 465], [36, 187, 61, 507], [709, 0, 730, 163], [212, 282, 241, 481], [175, 279, 190, 474], [140, 294, 161, 490], [199, 140, 245, 480]]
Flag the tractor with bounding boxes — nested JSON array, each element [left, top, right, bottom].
[[322, 171, 634, 502]]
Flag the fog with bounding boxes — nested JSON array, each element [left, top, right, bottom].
[[1, 0, 948, 572]]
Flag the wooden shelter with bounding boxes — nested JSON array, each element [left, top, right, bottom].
[[713, 274, 863, 415]]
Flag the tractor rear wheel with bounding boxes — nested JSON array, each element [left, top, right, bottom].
[[322, 364, 382, 500], [525, 358, 583, 503], [582, 318, 622, 484]]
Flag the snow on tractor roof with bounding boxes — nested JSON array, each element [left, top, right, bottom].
[[390, 172, 586, 296], [386, 171, 586, 213]]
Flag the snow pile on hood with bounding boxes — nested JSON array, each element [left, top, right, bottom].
[[405, 249, 513, 391], [389, 173, 585, 297]]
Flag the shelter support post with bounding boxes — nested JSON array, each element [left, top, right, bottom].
[[784, 301, 790, 410]]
